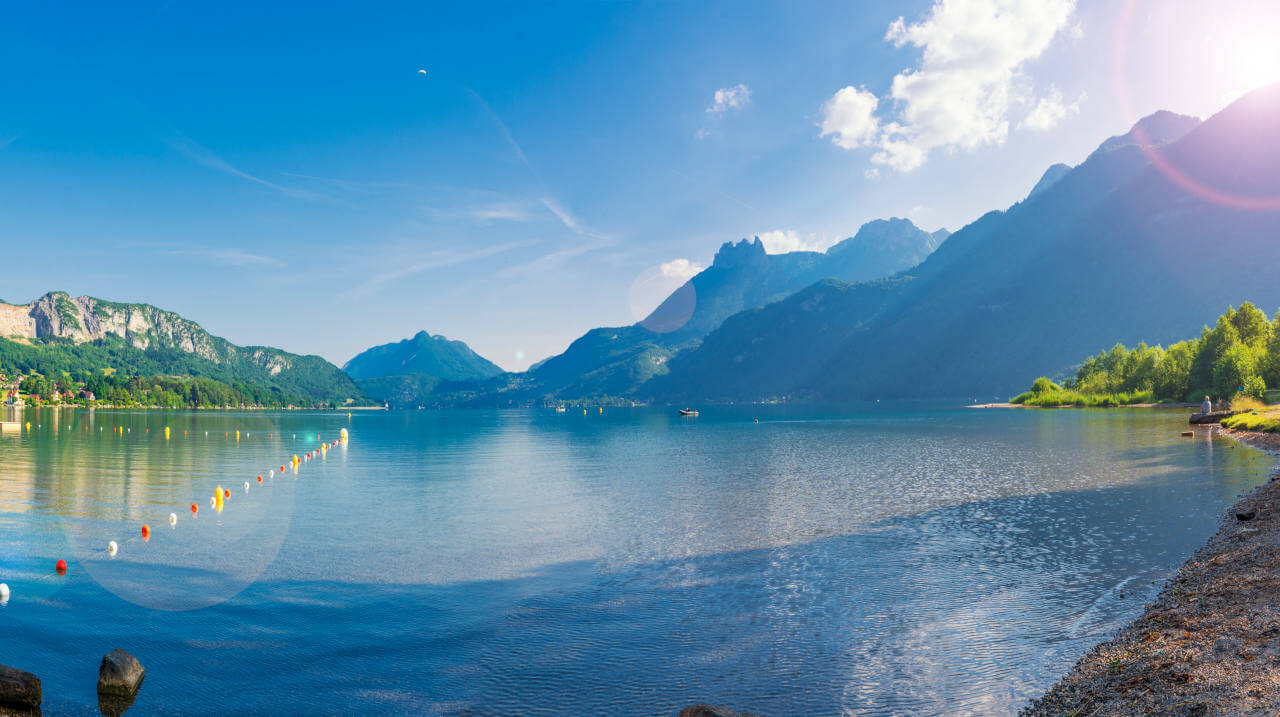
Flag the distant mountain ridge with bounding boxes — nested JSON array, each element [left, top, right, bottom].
[[343, 330, 505, 407], [647, 85, 1280, 402], [343, 331, 503, 381], [641, 217, 946, 345], [0, 291, 367, 405], [512, 216, 946, 402]]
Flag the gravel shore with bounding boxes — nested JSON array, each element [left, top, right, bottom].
[[1024, 426, 1280, 716]]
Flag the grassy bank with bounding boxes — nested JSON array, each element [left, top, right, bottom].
[[1011, 388, 1155, 407], [1010, 377, 1155, 407], [1222, 409, 1280, 432]]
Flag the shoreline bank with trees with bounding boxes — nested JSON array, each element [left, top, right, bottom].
[[1013, 303, 1280, 408]]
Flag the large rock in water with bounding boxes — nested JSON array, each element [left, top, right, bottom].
[[0, 664, 41, 712], [97, 649, 144, 698]]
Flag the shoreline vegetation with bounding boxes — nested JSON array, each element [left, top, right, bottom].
[[1011, 303, 1280, 409], [1025, 424, 1280, 715]]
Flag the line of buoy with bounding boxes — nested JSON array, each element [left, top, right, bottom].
[[47, 429, 350, 573]]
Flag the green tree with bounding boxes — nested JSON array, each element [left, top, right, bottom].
[[1231, 302, 1272, 348], [1212, 342, 1260, 400], [1191, 317, 1241, 393], [1154, 340, 1196, 401]]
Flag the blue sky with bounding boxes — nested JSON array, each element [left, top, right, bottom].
[[2, 0, 1278, 370]]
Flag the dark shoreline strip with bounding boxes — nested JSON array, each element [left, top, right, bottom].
[[1024, 427, 1280, 716]]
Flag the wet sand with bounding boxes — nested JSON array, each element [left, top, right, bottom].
[[1025, 426, 1280, 716]]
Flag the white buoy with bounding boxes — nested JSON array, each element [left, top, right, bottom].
[[108, 541, 118, 556], [244, 481, 250, 492], [0, 583, 8, 603], [210, 496, 216, 508], [269, 470, 273, 477], [169, 512, 178, 527]]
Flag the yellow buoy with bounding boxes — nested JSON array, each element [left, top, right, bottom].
[[164, 426, 170, 440], [236, 430, 240, 441], [215, 486, 224, 511]]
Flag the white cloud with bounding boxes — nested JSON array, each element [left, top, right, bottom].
[[819, 86, 880, 149], [167, 135, 325, 201], [169, 249, 282, 267], [756, 230, 838, 254], [469, 203, 536, 221], [345, 240, 538, 297], [707, 84, 752, 114], [1020, 86, 1086, 130], [820, 0, 1078, 172], [658, 258, 704, 281]]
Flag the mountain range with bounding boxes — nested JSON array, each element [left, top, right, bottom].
[[13, 84, 1280, 409], [648, 87, 1280, 402], [386, 84, 1280, 406], [0, 292, 366, 406]]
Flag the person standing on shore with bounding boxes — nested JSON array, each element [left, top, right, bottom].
[[1203, 395, 1213, 414]]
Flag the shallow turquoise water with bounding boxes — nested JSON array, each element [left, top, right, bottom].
[[0, 405, 1272, 715]]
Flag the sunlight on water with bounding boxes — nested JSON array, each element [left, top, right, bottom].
[[0, 405, 1271, 714]]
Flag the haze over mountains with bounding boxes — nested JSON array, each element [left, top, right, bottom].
[[384, 83, 1280, 406], [652, 86, 1280, 402]]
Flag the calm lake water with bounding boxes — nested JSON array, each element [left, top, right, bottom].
[[0, 405, 1272, 715]]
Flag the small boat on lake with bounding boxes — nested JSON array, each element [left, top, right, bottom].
[[555, 405, 566, 413], [679, 408, 699, 417]]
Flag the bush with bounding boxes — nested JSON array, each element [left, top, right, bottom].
[[1031, 377, 1061, 394]]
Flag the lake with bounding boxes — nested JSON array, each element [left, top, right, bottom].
[[0, 405, 1272, 715]]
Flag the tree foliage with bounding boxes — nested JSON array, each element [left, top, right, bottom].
[[1016, 303, 1277, 404], [0, 335, 371, 407]]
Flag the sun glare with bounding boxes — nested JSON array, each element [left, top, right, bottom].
[[1207, 28, 1280, 104]]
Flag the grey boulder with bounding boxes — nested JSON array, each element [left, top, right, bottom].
[[97, 649, 144, 698]]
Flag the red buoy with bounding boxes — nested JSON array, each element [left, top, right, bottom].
[[191, 503, 199, 514], [257, 475, 263, 483], [55, 559, 67, 574], [224, 488, 230, 498], [141, 524, 151, 540], [280, 465, 285, 472]]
